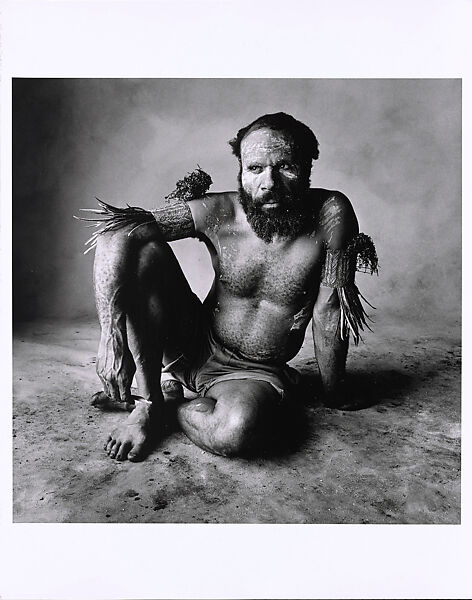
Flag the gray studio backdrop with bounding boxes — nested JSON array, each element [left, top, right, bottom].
[[13, 79, 461, 326]]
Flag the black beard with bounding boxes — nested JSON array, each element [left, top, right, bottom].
[[238, 183, 312, 243]]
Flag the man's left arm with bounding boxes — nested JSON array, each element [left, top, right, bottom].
[[312, 284, 349, 407], [312, 192, 377, 408]]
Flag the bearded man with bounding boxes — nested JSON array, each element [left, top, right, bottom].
[[83, 112, 377, 461]]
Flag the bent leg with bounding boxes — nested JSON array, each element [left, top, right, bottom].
[[177, 379, 280, 456], [93, 226, 201, 460]]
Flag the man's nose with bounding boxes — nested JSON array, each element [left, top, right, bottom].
[[261, 167, 276, 190]]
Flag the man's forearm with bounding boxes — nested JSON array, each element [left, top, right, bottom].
[[93, 233, 136, 402], [312, 289, 348, 402]]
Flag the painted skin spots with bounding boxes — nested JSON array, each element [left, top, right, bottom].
[[240, 128, 301, 205], [319, 196, 343, 245], [211, 227, 323, 362], [318, 194, 357, 248]]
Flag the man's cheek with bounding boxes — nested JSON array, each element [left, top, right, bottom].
[[282, 172, 299, 185], [241, 173, 252, 192], [242, 178, 260, 199]]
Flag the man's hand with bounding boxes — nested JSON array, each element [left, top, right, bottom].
[[96, 318, 136, 403], [322, 380, 349, 409], [323, 377, 376, 411]]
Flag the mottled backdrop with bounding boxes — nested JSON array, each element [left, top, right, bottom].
[[13, 79, 461, 326]]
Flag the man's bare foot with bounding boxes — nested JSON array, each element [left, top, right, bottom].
[[104, 400, 158, 461]]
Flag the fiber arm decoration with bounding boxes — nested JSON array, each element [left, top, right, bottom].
[[75, 166, 213, 254], [321, 233, 378, 345]]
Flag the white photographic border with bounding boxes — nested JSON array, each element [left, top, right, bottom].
[[1, 1, 470, 598]]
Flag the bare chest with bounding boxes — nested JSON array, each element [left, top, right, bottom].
[[215, 233, 323, 304]]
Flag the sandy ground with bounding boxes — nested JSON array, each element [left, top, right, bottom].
[[12, 314, 460, 523]]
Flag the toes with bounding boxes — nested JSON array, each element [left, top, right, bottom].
[[109, 440, 121, 458], [105, 435, 129, 460], [116, 440, 131, 461], [105, 437, 116, 454], [128, 438, 146, 462]]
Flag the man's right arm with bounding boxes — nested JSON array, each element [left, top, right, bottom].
[[78, 191, 235, 252], [81, 197, 207, 403], [141, 193, 228, 244], [78, 196, 214, 251]]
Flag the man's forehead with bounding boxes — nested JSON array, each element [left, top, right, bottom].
[[240, 128, 294, 159]]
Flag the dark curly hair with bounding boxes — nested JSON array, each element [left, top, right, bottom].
[[229, 112, 320, 170]]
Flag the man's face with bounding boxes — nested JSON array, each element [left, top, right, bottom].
[[240, 128, 303, 208], [238, 127, 311, 242]]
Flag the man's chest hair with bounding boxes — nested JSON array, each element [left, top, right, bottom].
[[216, 233, 323, 303]]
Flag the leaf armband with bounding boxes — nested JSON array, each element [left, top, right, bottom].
[[150, 201, 195, 241], [321, 233, 379, 345], [321, 249, 357, 288], [165, 166, 213, 203], [347, 233, 379, 275], [76, 167, 213, 252]]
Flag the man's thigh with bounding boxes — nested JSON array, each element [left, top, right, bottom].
[[139, 239, 208, 366]]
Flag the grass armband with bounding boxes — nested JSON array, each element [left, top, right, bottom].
[[151, 201, 195, 241], [321, 250, 356, 287], [75, 167, 213, 253], [321, 233, 379, 345], [165, 166, 213, 203]]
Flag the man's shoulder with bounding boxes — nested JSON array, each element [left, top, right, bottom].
[[188, 191, 239, 235], [308, 188, 353, 211], [310, 189, 359, 249], [203, 191, 239, 210]]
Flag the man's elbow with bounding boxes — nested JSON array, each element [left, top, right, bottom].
[[313, 286, 340, 314]]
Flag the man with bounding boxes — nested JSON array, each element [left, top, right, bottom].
[[83, 112, 377, 461]]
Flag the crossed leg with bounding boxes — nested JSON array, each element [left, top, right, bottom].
[[104, 379, 279, 460], [93, 227, 280, 461], [177, 379, 280, 457]]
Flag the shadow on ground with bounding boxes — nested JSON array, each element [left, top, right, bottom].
[[12, 316, 461, 523]]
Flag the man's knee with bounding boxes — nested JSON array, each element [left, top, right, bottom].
[[94, 221, 165, 260], [213, 400, 259, 457], [138, 238, 173, 264]]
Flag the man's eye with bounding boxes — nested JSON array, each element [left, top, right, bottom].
[[279, 163, 293, 170], [248, 165, 262, 173]]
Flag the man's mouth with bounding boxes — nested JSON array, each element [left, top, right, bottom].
[[258, 192, 284, 207]]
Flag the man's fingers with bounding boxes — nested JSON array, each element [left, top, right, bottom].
[[105, 379, 122, 403], [91, 390, 110, 407], [97, 370, 120, 403], [99, 376, 114, 401], [101, 375, 131, 403], [110, 382, 122, 402]]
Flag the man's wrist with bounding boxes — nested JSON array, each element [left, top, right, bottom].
[[322, 374, 346, 394], [322, 378, 347, 407], [134, 397, 152, 406]]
